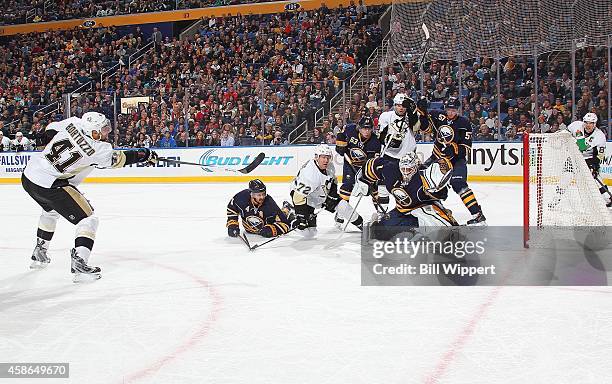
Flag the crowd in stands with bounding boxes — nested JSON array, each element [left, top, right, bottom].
[[348, 46, 610, 143], [0, 1, 610, 152], [0, 3, 383, 149], [0, 6, 382, 147]]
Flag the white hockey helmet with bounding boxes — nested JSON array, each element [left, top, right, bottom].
[[399, 152, 421, 181], [393, 93, 409, 106], [582, 112, 597, 124], [81, 112, 111, 138], [314, 144, 333, 158]]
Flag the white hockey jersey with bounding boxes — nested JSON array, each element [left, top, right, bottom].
[[291, 159, 336, 209], [0, 136, 10, 151], [11, 137, 33, 151], [24, 117, 115, 188], [566, 121, 606, 160], [378, 110, 417, 159]]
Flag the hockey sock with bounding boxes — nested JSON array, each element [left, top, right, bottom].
[[459, 189, 482, 216], [75, 237, 94, 264], [37, 210, 59, 243], [75, 216, 99, 264]]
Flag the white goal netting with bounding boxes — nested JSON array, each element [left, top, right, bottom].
[[526, 131, 612, 230]]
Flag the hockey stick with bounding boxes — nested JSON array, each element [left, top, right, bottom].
[[417, 23, 431, 75], [238, 231, 252, 250], [158, 152, 266, 174], [594, 176, 612, 201], [250, 227, 298, 251]]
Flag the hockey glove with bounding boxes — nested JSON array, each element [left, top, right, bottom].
[[294, 214, 309, 230], [591, 166, 600, 178], [388, 133, 404, 149], [144, 149, 159, 166], [323, 194, 341, 213], [259, 224, 277, 238], [227, 225, 240, 237], [416, 96, 429, 114]]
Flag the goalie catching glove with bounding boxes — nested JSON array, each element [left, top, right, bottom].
[[422, 158, 453, 193]]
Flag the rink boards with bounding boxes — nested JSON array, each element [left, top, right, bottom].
[[1, 142, 611, 185]]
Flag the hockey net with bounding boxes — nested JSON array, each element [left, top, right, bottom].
[[523, 131, 612, 247]]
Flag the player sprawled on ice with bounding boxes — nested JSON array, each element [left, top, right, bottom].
[[290, 144, 363, 238], [334, 116, 385, 227], [22, 112, 159, 282], [226, 179, 293, 238], [565, 113, 611, 207], [418, 96, 487, 225], [359, 152, 458, 241]]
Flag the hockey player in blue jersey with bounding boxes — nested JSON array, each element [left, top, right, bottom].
[[418, 96, 487, 225], [335, 117, 388, 224], [226, 179, 292, 238]]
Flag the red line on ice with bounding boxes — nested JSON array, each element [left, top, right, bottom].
[[423, 287, 502, 384], [118, 257, 223, 384]]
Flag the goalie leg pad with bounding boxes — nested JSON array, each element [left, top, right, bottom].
[[336, 199, 362, 224]]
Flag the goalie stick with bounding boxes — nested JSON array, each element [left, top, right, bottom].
[[158, 152, 266, 174]]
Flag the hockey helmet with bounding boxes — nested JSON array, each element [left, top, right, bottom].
[[249, 179, 266, 194], [393, 93, 409, 106], [445, 97, 461, 110], [314, 144, 333, 158], [358, 116, 374, 130], [399, 152, 421, 181], [583, 112, 598, 124], [81, 112, 111, 139]]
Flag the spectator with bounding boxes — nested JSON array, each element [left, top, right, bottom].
[[176, 132, 188, 147], [207, 130, 221, 146], [190, 131, 206, 147], [158, 130, 177, 148], [308, 127, 325, 144], [220, 126, 235, 146], [475, 124, 494, 141], [270, 130, 287, 146]]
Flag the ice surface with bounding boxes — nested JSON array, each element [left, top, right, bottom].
[[1, 182, 611, 383]]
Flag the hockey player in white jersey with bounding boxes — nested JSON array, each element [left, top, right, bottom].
[[0, 130, 10, 151], [378, 93, 421, 160], [11, 132, 33, 151], [22, 112, 159, 282], [566, 113, 610, 207], [290, 144, 363, 238]]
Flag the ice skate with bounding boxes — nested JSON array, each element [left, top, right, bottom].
[[71, 248, 101, 283], [467, 212, 487, 226], [30, 238, 50, 269]]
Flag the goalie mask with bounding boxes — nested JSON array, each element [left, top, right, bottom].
[[399, 152, 421, 182]]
